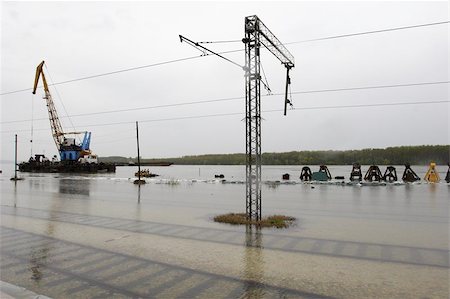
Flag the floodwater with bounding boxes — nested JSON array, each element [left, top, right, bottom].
[[0, 165, 449, 298]]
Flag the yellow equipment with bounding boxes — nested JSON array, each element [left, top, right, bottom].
[[424, 162, 440, 183], [33, 61, 65, 149]]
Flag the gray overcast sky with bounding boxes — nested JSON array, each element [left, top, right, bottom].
[[1, 1, 449, 161]]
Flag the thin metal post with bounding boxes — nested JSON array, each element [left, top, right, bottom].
[[14, 134, 18, 180], [136, 121, 141, 181]]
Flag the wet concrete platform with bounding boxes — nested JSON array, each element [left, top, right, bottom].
[[0, 280, 52, 299], [2, 206, 448, 268], [1, 227, 329, 298]]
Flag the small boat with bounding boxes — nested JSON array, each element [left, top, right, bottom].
[[135, 169, 159, 178]]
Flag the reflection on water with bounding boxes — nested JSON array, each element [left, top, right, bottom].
[[27, 189, 60, 283], [137, 184, 141, 203], [29, 247, 48, 282], [428, 183, 437, 207], [243, 225, 265, 298], [13, 180, 17, 207], [29, 214, 55, 283], [58, 178, 90, 196], [404, 183, 413, 203]]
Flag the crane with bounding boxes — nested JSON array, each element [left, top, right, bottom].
[[180, 15, 295, 221], [32, 61, 92, 162]]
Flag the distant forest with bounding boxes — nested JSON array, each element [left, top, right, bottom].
[[100, 145, 449, 165]]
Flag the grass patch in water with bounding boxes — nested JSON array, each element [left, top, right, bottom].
[[213, 213, 295, 228]]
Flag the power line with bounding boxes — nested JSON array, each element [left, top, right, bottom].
[[286, 20, 450, 45], [281, 81, 450, 96], [1, 20, 448, 96], [2, 80, 448, 125], [0, 55, 203, 96], [1, 99, 448, 134]]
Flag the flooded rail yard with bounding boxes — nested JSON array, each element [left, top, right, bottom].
[[1, 165, 449, 298]]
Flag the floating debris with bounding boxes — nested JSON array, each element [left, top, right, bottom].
[[134, 169, 158, 178]]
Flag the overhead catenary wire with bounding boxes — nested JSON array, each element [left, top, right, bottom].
[[1, 99, 448, 134], [2, 80, 448, 125], [285, 20, 450, 45], [0, 56, 203, 96], [1, 20, 448, 97], [198, 39, 242, 44]]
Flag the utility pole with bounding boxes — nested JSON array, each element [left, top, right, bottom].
[[10, 134, 22, 181], [180, 15, 294, 221], [136, 121, 141, 180], [134, 121, 145, 185], [14, 134, 18, 180], [242, 16, 295, 221]]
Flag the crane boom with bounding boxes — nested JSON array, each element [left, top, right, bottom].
[[32, 61, 65, 149]]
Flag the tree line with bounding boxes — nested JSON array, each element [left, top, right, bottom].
[[100, 145, 449, 165]]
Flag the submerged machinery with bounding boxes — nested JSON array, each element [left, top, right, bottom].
[[382, 166, 398, 182], [446, 163, 450, 183], [402, 164, 421, 182], [424, 162, 440, 183], [364, 165, 383, 182], [289, 163, 446, 184], [300, 166, 312, 181], [311, 165, 332, 181], [350, 163, 362, 181]]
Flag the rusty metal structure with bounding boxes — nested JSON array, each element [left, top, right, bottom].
[[300, 166, 312, 181], [364, 165, 383, 182], [382, 166, 398, 182], [402, 164, 420, 182], [350, 163, 362, 181]]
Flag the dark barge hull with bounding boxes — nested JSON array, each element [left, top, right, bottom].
[[18, 161, 116, 173]]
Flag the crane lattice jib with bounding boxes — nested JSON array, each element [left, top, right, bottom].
[[32, 61, 65, 150]]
